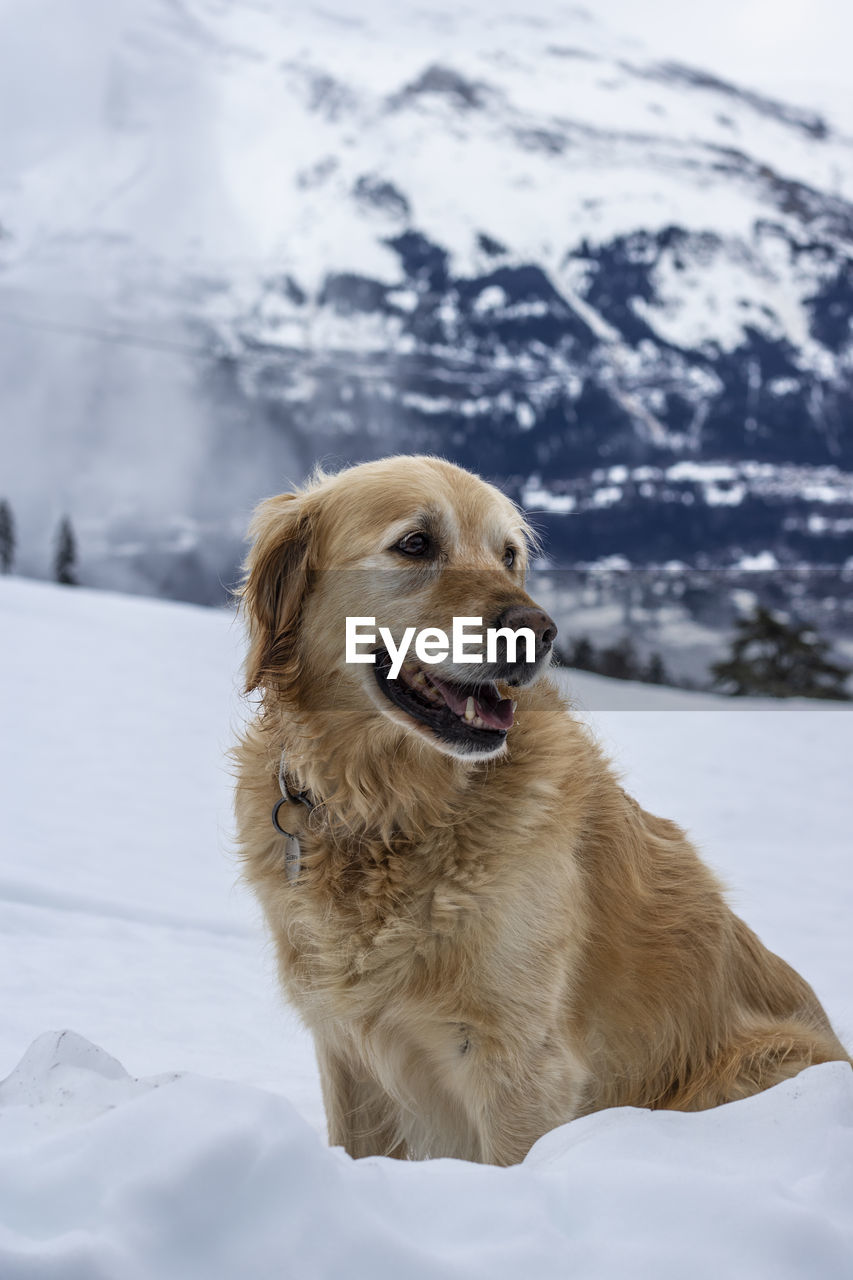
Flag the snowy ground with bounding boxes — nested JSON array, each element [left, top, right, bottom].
[[1, 577, 851, 1277]]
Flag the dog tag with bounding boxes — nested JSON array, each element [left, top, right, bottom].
[[285, 835, 301, 884]]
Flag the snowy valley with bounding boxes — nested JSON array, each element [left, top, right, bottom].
[[0, 578, 851, 1276]]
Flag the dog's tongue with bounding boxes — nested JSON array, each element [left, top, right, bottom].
[[427, 675, 514, 730]]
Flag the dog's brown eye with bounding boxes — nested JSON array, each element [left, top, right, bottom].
[[503, 547, 516, 569], [396, 531, 431, 557]]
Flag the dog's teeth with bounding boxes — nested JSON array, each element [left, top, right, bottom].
[[464, 697, 476, 722], [412, 670, 426, 687], [511, 701, 518, 711], [472, 714, 486, 728]]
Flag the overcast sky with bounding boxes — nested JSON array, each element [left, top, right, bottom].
[[594, 0, 853, 130]]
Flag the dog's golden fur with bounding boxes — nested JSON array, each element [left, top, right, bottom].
[[234, 455, 850, 1166]]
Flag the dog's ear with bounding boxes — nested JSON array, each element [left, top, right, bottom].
[[240, 490, 317, 694]]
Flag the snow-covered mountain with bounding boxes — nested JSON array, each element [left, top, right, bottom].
[[2, 0, 852, 599]]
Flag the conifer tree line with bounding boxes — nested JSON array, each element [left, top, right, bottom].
[[0, 495, 849, 699], [557, 634, 672, 687], [0, 499, 79, 585], [557, 602, 851, 701]]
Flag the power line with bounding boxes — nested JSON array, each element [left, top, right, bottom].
[[0, 309, 212, 358], [0, 307, 571, 388]]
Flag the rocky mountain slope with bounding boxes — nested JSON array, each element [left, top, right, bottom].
[[1, 0, 852, 601]]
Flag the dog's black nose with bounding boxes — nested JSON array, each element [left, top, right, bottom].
[[495, 604, 558, 654]]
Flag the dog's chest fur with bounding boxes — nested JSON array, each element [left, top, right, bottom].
[[242, 704, 593, 1011], [277, 809, 591, 1162], [283, 810, 579, 1026]]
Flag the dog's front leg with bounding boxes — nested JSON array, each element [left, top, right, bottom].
[[315, 1042, 409, 1160]]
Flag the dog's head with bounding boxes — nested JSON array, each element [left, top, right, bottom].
[[240, 455, 556, 761]]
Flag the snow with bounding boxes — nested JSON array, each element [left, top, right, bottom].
[[1, 576, 852, 1276], [2, 1030, 852, 1280], [520, 480, 577, 513], [3, 0, 851, 307], [737, 551, 780, 571]]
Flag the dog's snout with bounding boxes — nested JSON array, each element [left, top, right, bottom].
[[495, 604, 558, 654]]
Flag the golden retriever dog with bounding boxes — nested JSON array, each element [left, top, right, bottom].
[[234, 454, 850, 1166]]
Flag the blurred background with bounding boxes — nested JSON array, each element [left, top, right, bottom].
[[1, 0, 852, 692]]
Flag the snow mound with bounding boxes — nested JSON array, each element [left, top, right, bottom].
[[1, 1031, 851, 1280]]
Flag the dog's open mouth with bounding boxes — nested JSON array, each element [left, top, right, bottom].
[[374, 651, 514, 749]]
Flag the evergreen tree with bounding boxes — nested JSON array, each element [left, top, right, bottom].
[[566, 635, 597, 672], [0, 499, 14, 573], [599, 636, 640, 682], [642, 651, 668, 686], [54, 516, 79, 586], [712, 606, 850, 700]]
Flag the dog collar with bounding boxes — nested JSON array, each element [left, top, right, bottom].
[[271, 750, 315, 838], [271, 751, 315, 885]]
